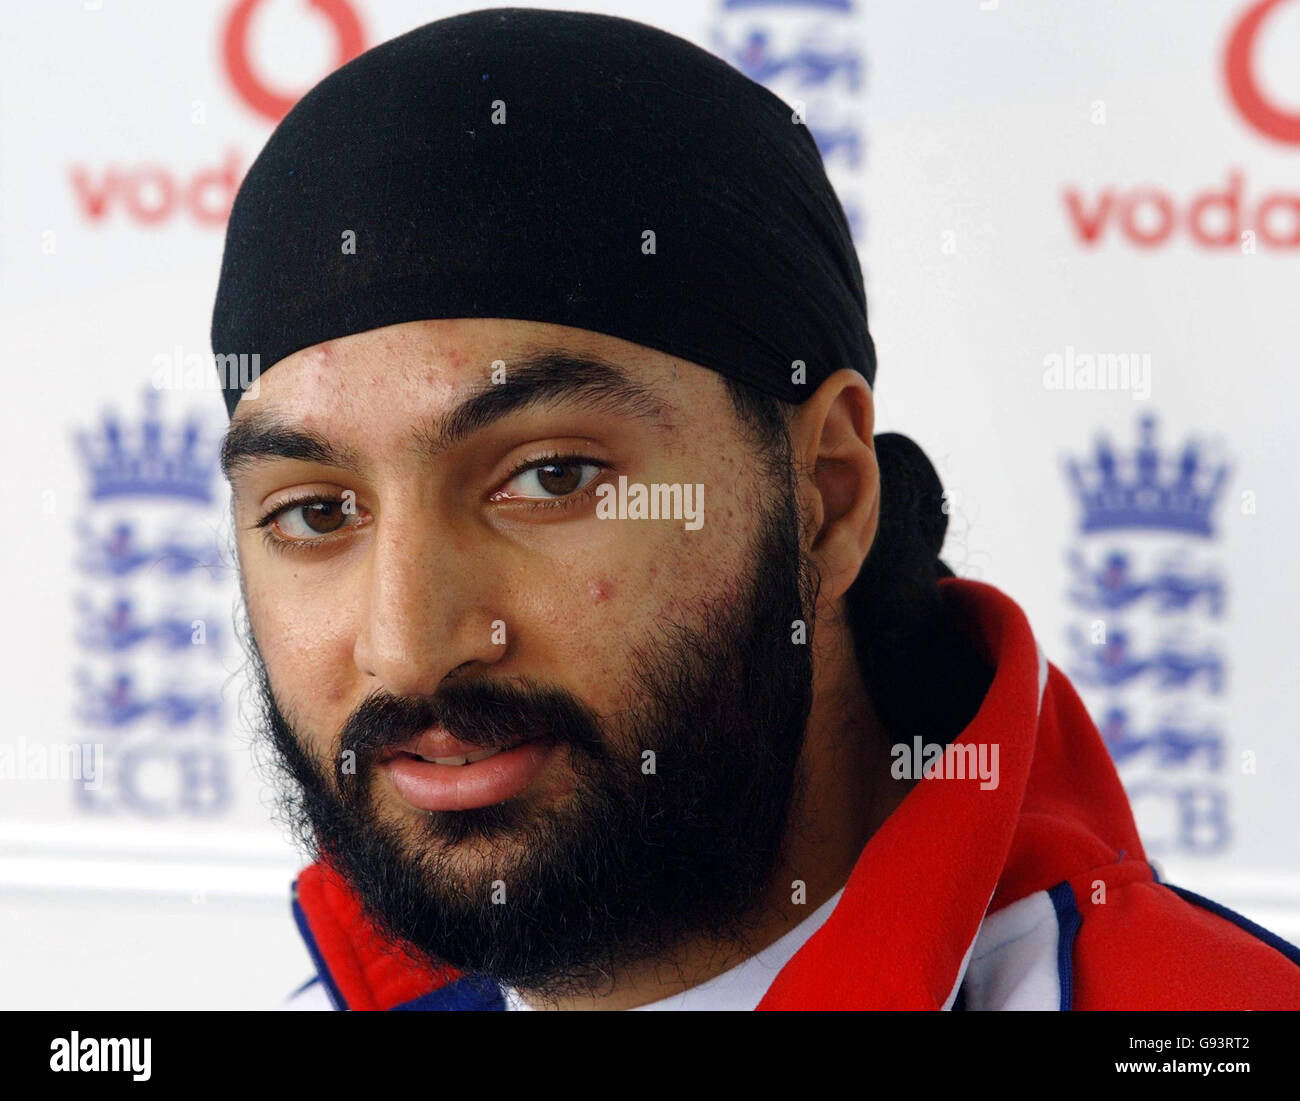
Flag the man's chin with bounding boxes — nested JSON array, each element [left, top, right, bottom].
[[394, 823, 537, 892], [337, 794, 551, 908], [369, 782, 553, 850]]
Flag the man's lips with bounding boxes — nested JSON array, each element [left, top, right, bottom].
[[376, 727, 555, 812], [382, 727, 527, 765]]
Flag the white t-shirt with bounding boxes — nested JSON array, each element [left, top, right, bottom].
[[502, 886, 846, 1011]]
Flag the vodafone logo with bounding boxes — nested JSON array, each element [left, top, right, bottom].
[[223, 0, 366, 123], [1063, 170, 1299, 249], [1225, 0, 1300, 145], [1062, 0, 1300, 249], [66, 0, 368, 227]]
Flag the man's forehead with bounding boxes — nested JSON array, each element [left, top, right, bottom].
[[234, 318, 696, 419], [221, 328, 694, 479]]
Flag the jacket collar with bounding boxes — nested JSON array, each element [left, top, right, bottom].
[[291, 577, 1145, 1010]]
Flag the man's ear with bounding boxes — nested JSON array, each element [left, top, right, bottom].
[[789, 369, 879, 602]]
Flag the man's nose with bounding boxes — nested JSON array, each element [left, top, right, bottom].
[[351, 510, 506, 696]]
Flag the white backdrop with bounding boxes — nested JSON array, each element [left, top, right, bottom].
[[2, 0, 1297, 1008]]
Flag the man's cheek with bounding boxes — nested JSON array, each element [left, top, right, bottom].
[[562, 524, 734, 665], [643, 526, 743, 624], [249, 600, 356, 730], [501, 577, 629, 724]]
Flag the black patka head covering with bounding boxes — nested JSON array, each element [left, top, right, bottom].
[[210, 5, 875, 416]]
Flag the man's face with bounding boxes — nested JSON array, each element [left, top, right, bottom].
[[225, 318, 820, 1000]]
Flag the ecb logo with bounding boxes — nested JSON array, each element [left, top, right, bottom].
[[711, 0, 866, 242], [71, 392, 232, 818], [1062, 415, 1233, 855]]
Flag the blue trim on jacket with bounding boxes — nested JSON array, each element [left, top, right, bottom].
[[1162, 883, 1300, 970], [391, 975, 506, 1011], [291, 887, 348, 1011], [289, 975, 321, 998], [1048, 881, 1083, 1011]]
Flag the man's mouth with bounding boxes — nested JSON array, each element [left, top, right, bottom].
[[377, 728, 555, 812], [402, 746, 506, 766]]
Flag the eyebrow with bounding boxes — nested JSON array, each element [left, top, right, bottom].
[[220, 350, 671, 480]]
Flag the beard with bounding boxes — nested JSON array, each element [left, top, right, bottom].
[[249, 473, 821, 1005]]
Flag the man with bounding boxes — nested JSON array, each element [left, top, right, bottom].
[[210, 8, 1300, 1010]]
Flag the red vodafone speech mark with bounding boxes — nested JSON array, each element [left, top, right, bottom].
[[1225, 0, 1300, 145], [223, 0, 365, 123]]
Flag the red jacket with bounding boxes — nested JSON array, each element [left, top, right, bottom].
[[289, 578, 1300, 1010]]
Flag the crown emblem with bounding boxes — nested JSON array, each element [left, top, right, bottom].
[[1063, 415, 1230, 537], [75, 391, 215, 504]]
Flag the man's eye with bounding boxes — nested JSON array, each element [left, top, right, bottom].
[[270, 499, 356, 539], [497, 458, 603, 500]]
